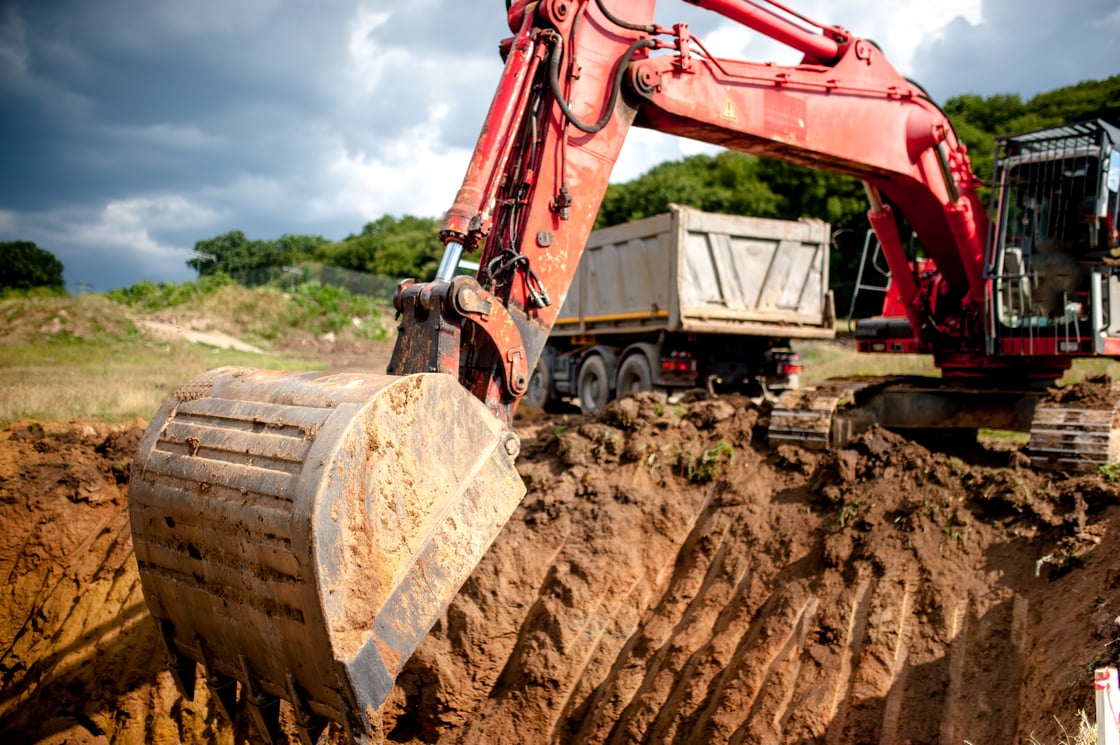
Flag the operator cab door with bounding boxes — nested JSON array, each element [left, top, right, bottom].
[[987, 120, 1120, 359]]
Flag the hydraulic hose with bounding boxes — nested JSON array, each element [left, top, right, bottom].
[[547, 34, 656, 134], [595, 0, 656, 33]]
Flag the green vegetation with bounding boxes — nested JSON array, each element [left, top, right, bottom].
[[1098, 462, 1120, 482], [0, 280, 392, 425], [105, 272, 237, 313], [597, 151, 782, 227], [685, 441, 734, 483], [1, 241, 66, 294], [317, 215, 444, 280], [185, 216, 444, 285], [283, 282, 390, 340], [187, 231, 330, 277], [838, 500, 864, 528], [0, 332, 319, 424], [106, 276, 389, 344]]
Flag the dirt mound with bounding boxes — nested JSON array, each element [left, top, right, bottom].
[[133, 318, 270, 353], [1045, 374, 1120, 409], [0, 420, 264, 744], [384, 395, 1120, 743], [273, 333, 395, 371], [2, 394, 1119, 743], [0, 296, 136, 345]]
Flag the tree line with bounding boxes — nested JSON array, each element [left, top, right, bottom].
[[5, 74, 1117, 304]]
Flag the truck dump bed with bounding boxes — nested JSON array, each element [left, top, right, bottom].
[[554, 204, 835, 339]]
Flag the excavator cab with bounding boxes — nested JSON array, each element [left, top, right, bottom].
[[989, 120, 1120, 350]]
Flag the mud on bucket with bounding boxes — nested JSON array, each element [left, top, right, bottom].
[[128, 367, 525, 742]]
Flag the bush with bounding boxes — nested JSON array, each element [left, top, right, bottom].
[[284, 282, 388, 340], [1, 241, 66, 292], [105, 273, 235, 312]]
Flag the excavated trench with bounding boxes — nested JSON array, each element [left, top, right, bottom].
[[2, 386, 1120, 744]]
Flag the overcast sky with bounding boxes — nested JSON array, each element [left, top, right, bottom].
[[1, 0, 1117, 292]]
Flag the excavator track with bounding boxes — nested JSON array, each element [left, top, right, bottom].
[[772, 375, 1120, 471], [1027, 379, 1120, 469], [768, 380, 881, 448], [129, 367, 525, 743]]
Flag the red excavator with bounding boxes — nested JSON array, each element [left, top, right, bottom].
[[128, 1, 1120, 741]]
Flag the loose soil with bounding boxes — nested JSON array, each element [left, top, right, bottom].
[[3, 383, 1120, 743]]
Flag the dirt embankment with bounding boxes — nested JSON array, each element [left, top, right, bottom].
[[2, 391, 1120, 743]]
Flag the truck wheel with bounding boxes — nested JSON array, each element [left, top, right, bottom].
[[577, 355, 612, 413], [523, 362, 552, 410], [616, 354, 652, 396]]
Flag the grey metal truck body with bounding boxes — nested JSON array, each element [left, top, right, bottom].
[[526, 204, 836, 412]]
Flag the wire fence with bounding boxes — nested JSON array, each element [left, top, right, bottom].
[[232, 262, 399, 306]]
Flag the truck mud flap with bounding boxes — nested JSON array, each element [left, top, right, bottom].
[[129, 367, 525, 742]]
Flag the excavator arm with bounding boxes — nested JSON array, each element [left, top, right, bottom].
[[129, 2, 997, 742], [389, 0, 991, 424]]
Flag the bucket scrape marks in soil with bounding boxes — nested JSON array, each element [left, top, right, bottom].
[[3, 392, 1120, 744], [0, 420, 258, 744], [384, 394, 1120, 744]]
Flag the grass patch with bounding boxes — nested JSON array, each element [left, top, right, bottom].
[[108, 277, 391, 344], [0, 281, 394, 425], [1062, 357, 1120, 386], [1022, 709, 1096, 745], [0, 332, 324, 425], [794, 339, 937, 385], [685, 441, 734, 483], [797, 338, 1120, 389], [978, 429, 1030, 446], [104, 273, 236, 312]]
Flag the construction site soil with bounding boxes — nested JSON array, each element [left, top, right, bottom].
[[4, 383, 1120, 744]]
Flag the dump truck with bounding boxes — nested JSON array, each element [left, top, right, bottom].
[[524, 204, 836, 411]]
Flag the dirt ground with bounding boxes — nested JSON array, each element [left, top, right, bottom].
[[3, 372, 1120, 743]]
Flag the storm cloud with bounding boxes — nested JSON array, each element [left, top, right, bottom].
[[0, 1, 1110, 291]]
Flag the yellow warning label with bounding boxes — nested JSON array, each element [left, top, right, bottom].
[[721, 92, 737, 120]]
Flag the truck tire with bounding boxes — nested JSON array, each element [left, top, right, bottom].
[[523, 361, 552, 410], [616, 354, 652, 396], [577, 355, 612, 413]]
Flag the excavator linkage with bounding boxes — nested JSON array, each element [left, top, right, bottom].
[[129, 367, 524, 741]]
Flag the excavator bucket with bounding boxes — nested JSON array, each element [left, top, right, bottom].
[[129, 367, 524, 742]]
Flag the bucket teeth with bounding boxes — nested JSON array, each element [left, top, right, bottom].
[[286, 673, 328, 745], [240, 656, 284, 744], [196, 637, 239, 722], [337, 679, 381, 745], [168, 657, 198, 702], [295, 718, 329, 745], [246, 694, 283, 745], [158, 621, 196, 701], [207, 673, 239, 724]]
